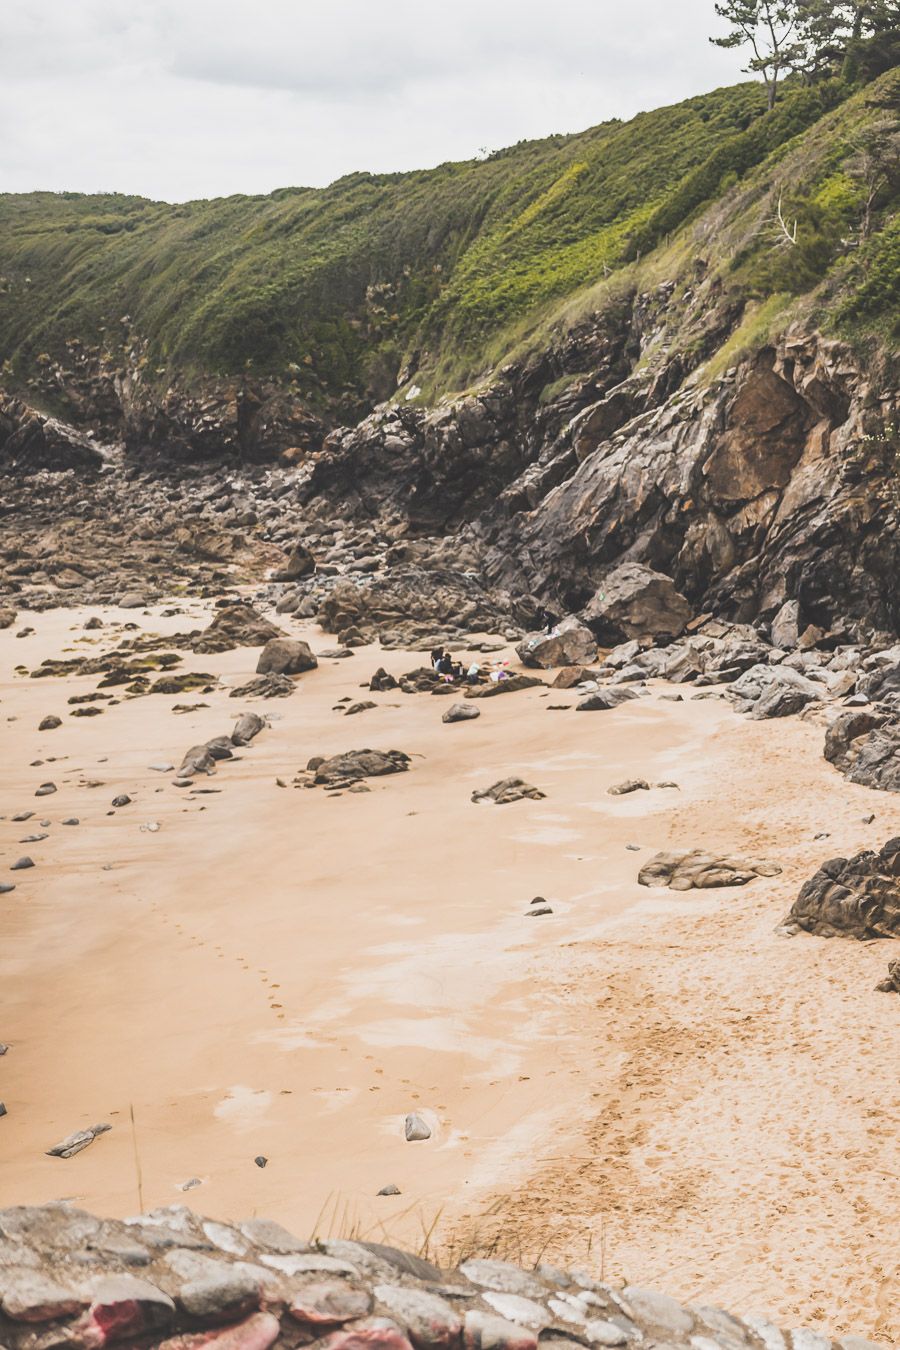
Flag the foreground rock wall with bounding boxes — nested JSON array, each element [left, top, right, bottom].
[[0, 1205, 884, 1350]]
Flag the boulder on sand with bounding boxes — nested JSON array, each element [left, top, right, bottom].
[[581, 562, 692, 645], [0, 608, 17, 630], [472, 778, 546, 805], [256, 638, 318, 676], [313, 749, 410, 788], [443, 703, 481, 724], [783, 837, 900, 939], [824, 710, 900, 793], [576, 688, 640, 712], [193, 604, 283, 655], [639, 850, 782, 890], [517, 618, 597, 670], [232, 713, 266, 746], [273, 541, 316, 582]]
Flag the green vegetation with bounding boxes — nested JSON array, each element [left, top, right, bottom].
[[0, 63, 897, 416]]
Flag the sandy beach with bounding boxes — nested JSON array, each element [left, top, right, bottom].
[[1, 602, 898, 1344]]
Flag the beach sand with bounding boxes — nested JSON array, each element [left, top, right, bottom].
[[1, 603, 897, 1344]]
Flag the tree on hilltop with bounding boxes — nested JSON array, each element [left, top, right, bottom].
[[710, 1, 806, 108]]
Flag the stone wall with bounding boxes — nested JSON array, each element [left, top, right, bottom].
[[0, 1206, 883, 1350]]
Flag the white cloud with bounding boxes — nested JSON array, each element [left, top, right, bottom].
[[0, 0, 748, 201]]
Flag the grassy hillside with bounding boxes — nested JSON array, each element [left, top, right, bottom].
[[0, 69, 896, 419]]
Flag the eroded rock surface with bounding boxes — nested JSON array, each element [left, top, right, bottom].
[[784, 838, 900, 939], [638, 851, 782, 890]]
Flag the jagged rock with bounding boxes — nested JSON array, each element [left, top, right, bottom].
[[194, 605, 283, 655], [824, 710, 900, 793], [551, 666, 593, 689], [876, 959, 900, 993], [369, 668, 399, 692], [46, 1122, 112, 1158], [784, 838, 900, 939], [0, 607, 17, 629], [472, 779, 546, 805], [517, 618, 597, 669], [229, 674, 296, 699], [728, 664, 821, 718], [443, 703, 481, 723], [273, 541, 316, 582], [256, 638, 317, 676], [0, 394, 105, 471], [639, 850, 782, 890], [313, 750, 410, 787], [608, 779, 650, 795], [581, 563, 692, 645]]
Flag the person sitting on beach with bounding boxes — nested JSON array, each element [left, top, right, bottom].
[[540, 607, 559, 635], [466, 661, 481, 684], [454, 661, 467, 681], [438, 651, 454, 676], [431, 647, 443, 670]]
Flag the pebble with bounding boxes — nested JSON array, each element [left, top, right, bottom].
[[254, 1156, 268, 1168], [141, 822, 162, 833], [62, 817, 80, 825], [11, 858, 35, 871], [861, 813, 875, 823], [34, 783, 57, 797], [0, 1102, 6, 1118], [526, 906, 553, 917], [20, 834, 48, 843], [111, 794, 132, 807], [12, 812, 34, 822], [377, 1184, 401, 1196], [149, 763, 175, 772], [0, 883, 16, 894], [38, 715, 62, 730], [404, 1112, 431, 1142]]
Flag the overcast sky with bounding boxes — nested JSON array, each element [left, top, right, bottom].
[[0, 1, 748, 202]]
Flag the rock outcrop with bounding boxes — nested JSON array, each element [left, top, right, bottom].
[[824, 710, 900, 793], [784, 838, 900, 939], [517, 618, 597, 669], [638, 851, 782, 890], [0, 1204, 877, 1350]]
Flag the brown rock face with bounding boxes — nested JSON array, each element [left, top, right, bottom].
[[785, 838, 900, 939], [581, 563, 692, 645], [516, 618, 597, 669], [702, 360, 809, 503]]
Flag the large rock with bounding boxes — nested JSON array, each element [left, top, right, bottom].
[[576, 688, 640, 712], [193, 604, 283, 654], [313, 749, 410, 787], [0, 608, 17, 629], [784, 838, 900, 939], [824, 710, 900, 792], [638, 850, 782, 890], [256, 638, 318, 676], [581, 563, 691, 645], [465, 675, 543, 700], [516, 618, 597, 669], [273, 542, 316, 582]]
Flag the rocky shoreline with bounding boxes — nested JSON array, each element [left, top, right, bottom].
[[0, 1204, 883, 1350]]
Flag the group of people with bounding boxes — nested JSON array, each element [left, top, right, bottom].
[[430, 647, 512, 686]]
